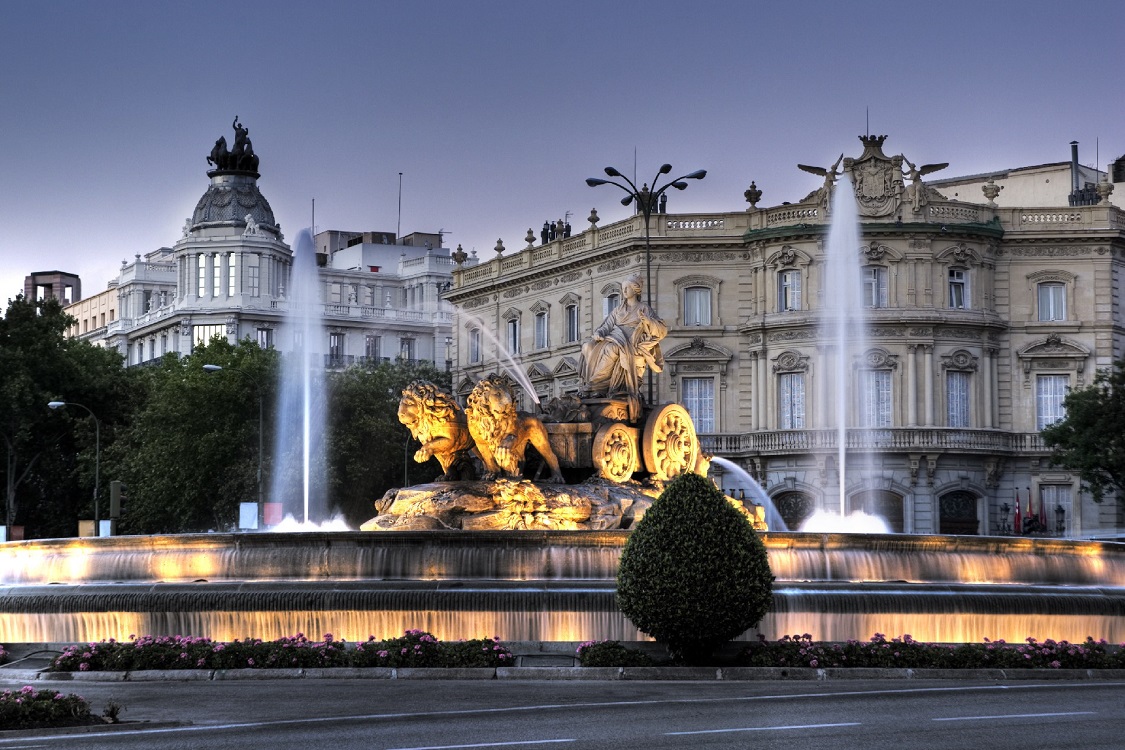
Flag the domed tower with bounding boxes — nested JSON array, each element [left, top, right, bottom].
[[174, 118, 292, 344]]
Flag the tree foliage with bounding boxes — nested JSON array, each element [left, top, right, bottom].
[[325, 360, 449, 527], [0, 295, 131, 538], [1041, 360, 1125, 503], [616, 472, 774, 664], [111, 338, 276, 534]]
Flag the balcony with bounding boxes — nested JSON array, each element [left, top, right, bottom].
[[698, 428, 1048, 456]]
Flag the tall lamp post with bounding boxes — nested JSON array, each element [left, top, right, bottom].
[[47, 401, 101, 531], [586, 163, 706, 405], [203, 364, 264, 518]]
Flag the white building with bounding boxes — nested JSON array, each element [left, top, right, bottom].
[[68, 123, 453, 369]]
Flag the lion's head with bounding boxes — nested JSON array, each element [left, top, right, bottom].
[[465, 374, 519, 442], [399, 380, 462, 440]]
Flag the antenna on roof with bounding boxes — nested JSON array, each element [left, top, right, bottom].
[[866, 106, 869, 138]]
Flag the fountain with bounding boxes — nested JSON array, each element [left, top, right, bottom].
[[270, 228, 328, 525], [2, 131, 1125, 649]]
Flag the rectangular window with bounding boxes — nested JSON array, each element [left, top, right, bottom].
[[247, 255, 260, 297], [160, 334, 167, 354], [227, 254, 237, 296], [193, 324, 225, 346], [565, 304, 579, 343], [682, 377, 715, 433], [779, 372, 806, 429], [603, 293, 621, 319], [1036, 374, 1068, 430], [1040, 484, 1072, 536], [400, 338, 415, 361], [328, 332, 345, 363], [469, 328, 482, 363], [860, 370, 892, 427], [197, 255, 207, 296], [507, 318, 520, 354], [863, 267, 888, 308], [534, 311, 549, 349], [684, 287, 712, 326], [257, 328, 273, 349], [330, 283, 342, 304], [947, 371, 971, 428], [1038, 283, 1066, 321], [365, 334, 381, 359], [779, 270, 801, 311], [212, 254, 221, 297], [949, 269, 967, 309]]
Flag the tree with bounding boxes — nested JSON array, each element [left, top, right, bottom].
[[616, 472, 774, 664], [1041, 360, 1125, 503], [325, 360, 449, 527], [0, 295, 131, 538], [111, 338, 275, 533]]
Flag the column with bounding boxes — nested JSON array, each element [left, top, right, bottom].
[[750, 352, 760, 430], [816, 345, 828, 429], [923, 344, 934, 426], [906, 344, 918, 426], [982, 348, 993, 429]]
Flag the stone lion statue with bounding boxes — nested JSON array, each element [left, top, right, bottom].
[[398, 380, 476, 480], [465, 374, 564, 483]]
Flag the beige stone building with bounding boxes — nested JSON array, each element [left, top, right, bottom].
[[447, 135, 1125, 537]]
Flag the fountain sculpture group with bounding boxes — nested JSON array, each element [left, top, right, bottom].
[[366, 271, 751, 532]]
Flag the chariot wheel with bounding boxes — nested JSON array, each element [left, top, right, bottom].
[[593, 422, 639, 483], [642, 403, 700, 482]]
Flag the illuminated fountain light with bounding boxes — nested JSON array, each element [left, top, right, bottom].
[[270, 515, 352, 532], [799, 509, 891, 534], [2, 532, 1125, 645]]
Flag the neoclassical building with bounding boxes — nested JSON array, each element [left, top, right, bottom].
[[68, 122, 454, 369], [447, 135, 1125, 537]]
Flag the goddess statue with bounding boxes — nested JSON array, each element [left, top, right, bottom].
[[578, 273, 667, 421]]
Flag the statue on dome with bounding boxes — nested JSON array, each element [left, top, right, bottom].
[[578, 272, 667, 422], [206, 117, 259, 173]]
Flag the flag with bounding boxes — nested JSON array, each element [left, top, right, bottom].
[[1027, 488, 1034, 530], [1038, 489, 1047, 530], [1014, 490, 1022, 534]]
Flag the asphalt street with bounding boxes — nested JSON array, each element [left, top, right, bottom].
[[2, 677, 1123, 750]]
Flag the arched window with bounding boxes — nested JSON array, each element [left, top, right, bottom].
[[849, 490, 904, 533]]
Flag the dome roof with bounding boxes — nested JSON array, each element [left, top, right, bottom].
[[190, 173, 278, 233]]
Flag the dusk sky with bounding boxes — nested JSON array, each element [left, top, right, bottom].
[[3, 0, 1123, 303]]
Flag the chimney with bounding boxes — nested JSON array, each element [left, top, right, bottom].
[[1070, 141, 1080, 193]]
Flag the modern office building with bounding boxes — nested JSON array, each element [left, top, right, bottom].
[[447, 135, 1125, 537]]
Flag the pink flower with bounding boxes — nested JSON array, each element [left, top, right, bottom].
[[79, 663, 89, 671], [809, 659, 819, 668]]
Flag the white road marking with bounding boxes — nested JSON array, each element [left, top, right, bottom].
[[387, 741, 575, 750], [667, 722, 860, 735], [933, 711, 1096, 722]]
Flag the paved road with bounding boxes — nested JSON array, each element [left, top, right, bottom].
[[2, 678, 1123, 750]]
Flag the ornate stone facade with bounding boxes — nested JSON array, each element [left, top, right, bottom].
[[448, 134, 1125, 537]]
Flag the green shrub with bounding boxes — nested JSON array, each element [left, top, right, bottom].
[[576, 640, 653, 667], [617, 472, 774, 664]]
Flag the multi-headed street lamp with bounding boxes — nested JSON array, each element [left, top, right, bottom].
[[586, 164, 705, 405], [47, 400, 101, 529]]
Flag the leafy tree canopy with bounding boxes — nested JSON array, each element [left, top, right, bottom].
[[1041, 360, 1125, 503]]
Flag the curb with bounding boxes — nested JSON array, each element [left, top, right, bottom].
[[9, 666, 1125, 682]]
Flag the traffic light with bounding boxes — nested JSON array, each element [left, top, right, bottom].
[[109, 480, 127, 518]]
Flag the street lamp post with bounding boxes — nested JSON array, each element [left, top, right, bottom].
[[586, 164, 706, 405], [47, 401, 101, 531], [204, 364, 264, 518]]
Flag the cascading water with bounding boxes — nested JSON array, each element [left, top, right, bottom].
[[820, 175, 869, 518], [269, 229, 327, 524]]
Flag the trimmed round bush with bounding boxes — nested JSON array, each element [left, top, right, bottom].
[[617, 472, 773, 664]]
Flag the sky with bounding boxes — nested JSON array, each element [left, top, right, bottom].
[[3, 0, 1123, 303]]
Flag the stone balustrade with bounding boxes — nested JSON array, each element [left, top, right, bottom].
[[699, 428, 1049, 456]]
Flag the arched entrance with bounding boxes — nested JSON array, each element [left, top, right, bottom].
[[939, 491, 980, 535], [774, 491, 816, 531], [848, 490, 904, 533]]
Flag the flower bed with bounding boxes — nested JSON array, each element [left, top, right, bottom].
[[738, 634, 1125, 670], [0, 686, 102, 731], [49, 630, 512, 672]]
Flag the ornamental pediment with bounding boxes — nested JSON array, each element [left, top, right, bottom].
[[1018, 333, 1089, 359], [936, 243, 981, 265], [767, 245, 811, 268], [552, 356, 578, 376], [665, 337, 734, 362], [527, 362, 553, 380]]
